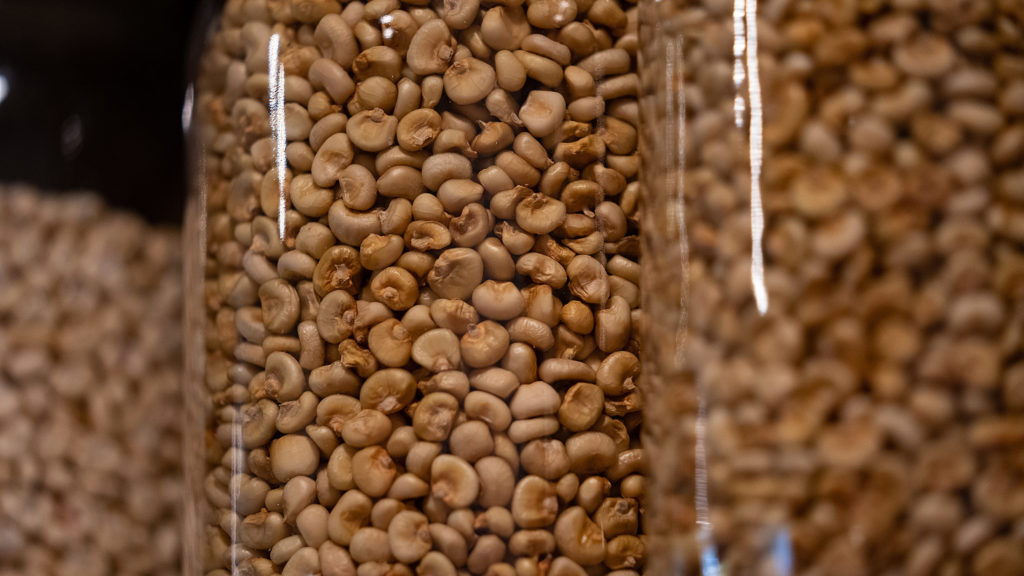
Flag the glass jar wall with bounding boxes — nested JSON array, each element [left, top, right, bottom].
[[184, 0, 647, 574], [638, 1, 1024, 575]]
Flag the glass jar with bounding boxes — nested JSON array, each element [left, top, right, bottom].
[[183, 0, 647, 574], [638, 1, 1024, 574]]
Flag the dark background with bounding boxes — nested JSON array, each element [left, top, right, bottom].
[[0, 0, 206, 223]]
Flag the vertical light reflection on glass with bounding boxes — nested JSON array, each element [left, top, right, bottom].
[[696, 374, 722, 576], [229, 47, 248, 549], [61, 114, 84, 159], [0, 74, 10, 106], [772, 527, 794, 576], [229, 398, 244, 572], [732, 0, 768, 315], [237, 32, 286, 570], [665, 24, 722, 576], [661, 26, 691, 575], [182, 84, 195, 132], [668, 33, 687, 370], [268, 34, 287, 240], [732, 0, 746, 128], [275, 64, 286, 239], [746, 0, 768, 315]]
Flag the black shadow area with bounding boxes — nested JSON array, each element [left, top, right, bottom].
[[0, 0, 200, 223]]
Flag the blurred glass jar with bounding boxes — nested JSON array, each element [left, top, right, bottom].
[[638, 1, 1024, 575], [183, 0, 650, 574]]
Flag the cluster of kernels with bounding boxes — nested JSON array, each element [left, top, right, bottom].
[[642, 1, 1024, 574], [196, 0, 645, 573], [0, 185, 182, 576]]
